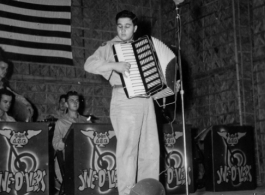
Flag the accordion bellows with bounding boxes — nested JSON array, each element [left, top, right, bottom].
[[113, 35, 177, 104]]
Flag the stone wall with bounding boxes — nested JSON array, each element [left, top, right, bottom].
[[252, 0, 265, 185], [161, 0, 264, 184]]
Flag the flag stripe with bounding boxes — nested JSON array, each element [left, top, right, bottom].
[[1, 44, 72, 58], [0, 4, 70, 19], [6, 52, 73, 65], [12, 0, 70, 6], [0, 0, 73, 65], [0, 31, 70, 47], [0, 0, 71, 12], [0, 38, 71, 52], [0, 10, 70, 25], [0, 18, 70, 32], [0, 24, 71, 39]]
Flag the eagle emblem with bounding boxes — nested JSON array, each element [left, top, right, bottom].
[[0, 129, 42, 147], [81, 130, 115, 147], [164, 131, 183, 147]]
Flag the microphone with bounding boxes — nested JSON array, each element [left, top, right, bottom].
[[172, 0, 185, 6]]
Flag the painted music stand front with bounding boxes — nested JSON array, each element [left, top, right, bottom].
[[64, 123, 118, 195], [204, 125, 256, 192], [0, 122, 50, 195]]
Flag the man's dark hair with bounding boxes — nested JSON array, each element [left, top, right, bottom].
[[115, 10, 138, 25], [66, 91, 79, 101], [0, 88, 14, 101], [59, 94, 67, 102], [0, 47, 13, 81], [0, 47, 9, 64]]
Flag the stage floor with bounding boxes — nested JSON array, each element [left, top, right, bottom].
[[53, 186, 265, 195], [178, 186, 265, 195]]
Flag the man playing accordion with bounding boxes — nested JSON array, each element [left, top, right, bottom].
[[84, 10, 160, 195]]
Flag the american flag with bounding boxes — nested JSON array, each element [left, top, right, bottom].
[[0, 0, 73, 65]]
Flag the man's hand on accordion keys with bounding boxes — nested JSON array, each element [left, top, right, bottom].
[[114, 61, 131, 78], [124, 71, 130, 77]]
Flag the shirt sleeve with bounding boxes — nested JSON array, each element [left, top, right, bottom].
[[7, 87, 34, 118], [84, 42, 113, 80], [7, 87, 28, 105], [8, 116, 16, 122], [5, 114, 16, 122], [52, 120, 65, 151]]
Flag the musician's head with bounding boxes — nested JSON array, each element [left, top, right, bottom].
[[116, 10, 138, 42], [0, 88, 14, 113], [65, 91, 80, 112], [58, 94, 67, 111], [0, 47, 9, 81]]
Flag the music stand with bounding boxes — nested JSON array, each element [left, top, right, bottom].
[[54, 127, 73, 195]]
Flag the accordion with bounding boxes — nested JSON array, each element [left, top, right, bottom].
[[112, 36, 177, 106]]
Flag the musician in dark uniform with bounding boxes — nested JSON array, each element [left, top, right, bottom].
[[0, 88, 15, 122], [0, 47, 33, 121], [84, 10, 160, 195]]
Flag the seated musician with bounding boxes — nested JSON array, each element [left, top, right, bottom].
[[45, 94, 67, 121], [52, 91, 91, 185], [0, 88, 15, 122], [84, 10, 160, 195], [0, 47, 34, 121]]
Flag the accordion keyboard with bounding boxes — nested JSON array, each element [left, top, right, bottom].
[[114, 43, 146, 97], [113, 38, 163, 98]]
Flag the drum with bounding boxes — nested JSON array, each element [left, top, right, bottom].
[[10, 94, 32, 122]]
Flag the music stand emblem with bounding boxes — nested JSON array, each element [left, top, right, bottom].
[[0, 129, 41, 147], [217, 128, 246, 146], [164, 131, 183, 147], [81, 130, 115, 147]]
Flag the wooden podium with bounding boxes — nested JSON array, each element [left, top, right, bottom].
[[64, 123, 118, 195], [204, 125, 256, 192], [0, 122, 50, 195]]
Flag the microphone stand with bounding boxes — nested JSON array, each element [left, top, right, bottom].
[[175, 5, 189, 195]]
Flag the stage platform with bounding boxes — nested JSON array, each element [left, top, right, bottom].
[[52, 186, 265, 195], [178, 185, 265, 195]]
